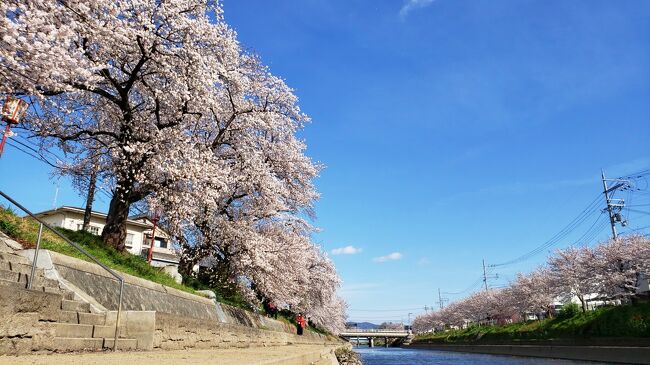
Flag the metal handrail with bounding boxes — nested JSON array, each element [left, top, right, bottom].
[[0, 190, 124, 351]]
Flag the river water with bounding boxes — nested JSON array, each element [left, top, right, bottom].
[[354, 347, 614, 365]]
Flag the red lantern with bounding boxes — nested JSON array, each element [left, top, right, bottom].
[[0, 96, 30, 157], [2, 96, 29, 125]]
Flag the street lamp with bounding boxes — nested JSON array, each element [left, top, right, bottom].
[[0, 96, 29, 157], [146, 209, 162, 264]]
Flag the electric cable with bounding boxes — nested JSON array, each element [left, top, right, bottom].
[[489, 193, 603, 267]]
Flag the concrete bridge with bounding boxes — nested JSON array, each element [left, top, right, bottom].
[[339, 329, 412, 347]]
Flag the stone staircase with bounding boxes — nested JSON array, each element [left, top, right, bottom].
[[0, 240, 137, 352]]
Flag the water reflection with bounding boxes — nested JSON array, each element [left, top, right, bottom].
[[355, 347, 614, 365]]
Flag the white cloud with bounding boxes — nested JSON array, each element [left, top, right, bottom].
[[331, 245, 362, 255], [372, 252, 403, 263], [417, 257, 430, 266], [399, 0, 435, 19]]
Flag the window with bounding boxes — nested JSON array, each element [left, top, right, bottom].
[[88, 226, 100, 235], [125, 234, 134, 247], [76, 224, 100, 235], [155, 238, 168, 249]]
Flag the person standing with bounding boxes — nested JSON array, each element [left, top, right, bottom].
[[269, 302, 278, 319], [296, 313, 306, 335]]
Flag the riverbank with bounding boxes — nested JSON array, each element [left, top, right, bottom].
[[415, 303, 650, 344], [0, 344, 341, 365], [410, 303, 650, 363]]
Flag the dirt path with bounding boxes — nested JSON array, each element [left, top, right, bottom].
[[0, 344, 339, 365]]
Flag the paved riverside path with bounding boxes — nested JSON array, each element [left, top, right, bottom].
[[0, 344, 339, 365]]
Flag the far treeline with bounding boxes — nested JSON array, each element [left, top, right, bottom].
[[413, 235, 650, 338], [0, 0, 345, 332]]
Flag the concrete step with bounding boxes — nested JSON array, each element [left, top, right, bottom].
[[0, 261, 10, 271], [43, 286, 75, 300], [62, 299, 91, 313], [55, 323, 94, 338], [58, 310, 79, 324], [9, 262, 47, 280], [0, 252, 31, 265], [0, 267, 59, 290], [103, 338, 138, 351], [80, 312, 105, 326], [92, 325, 123, 338], [0, 277, 26, 289], [0, 268, 26, 284], [53, 337, 103, 351], [30, 275, 60, 289], [58, 311, 105, 325], [0, 276, 71, 301]]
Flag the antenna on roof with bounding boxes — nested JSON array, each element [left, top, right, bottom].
[[52, 184, 59, 209]]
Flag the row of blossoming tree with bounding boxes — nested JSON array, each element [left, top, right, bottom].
[[0, 0, 346, 332], [413, 235, 650, 333]]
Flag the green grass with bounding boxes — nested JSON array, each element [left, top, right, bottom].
[[414, 303, 650, 343], [0, 206, 195, 294]]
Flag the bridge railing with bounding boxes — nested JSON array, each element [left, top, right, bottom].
[[342, 329, 407, 333]]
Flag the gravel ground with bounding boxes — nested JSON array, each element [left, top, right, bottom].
[[0, 344, 338, 365]]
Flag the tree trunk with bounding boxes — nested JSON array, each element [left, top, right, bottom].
[[179, 246, 203, 277], [82, 167, 97, 231], [579, 296, 587, 313], [101, 185, 131, 252]]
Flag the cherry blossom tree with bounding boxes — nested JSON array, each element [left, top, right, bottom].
[[507, 267, 556, 317], [1, 0, 246, 250], [591, 235, 650, 301], [547, 246, 598, 312], [1, 0, 347, 331]]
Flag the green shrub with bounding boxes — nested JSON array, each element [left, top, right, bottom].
[[557, 303, 581, 319], [0, 219, 17, 237]]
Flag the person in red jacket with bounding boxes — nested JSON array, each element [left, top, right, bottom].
[[296, 313, 306, 335]]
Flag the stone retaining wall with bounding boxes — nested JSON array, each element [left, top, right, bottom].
[[154, 313, 333, 350], [0, 284, 59, 354], [44, 250, 297, 333], [48, 251, 219, 321]]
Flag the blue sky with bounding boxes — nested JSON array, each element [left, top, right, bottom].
[[1, 0, 650, 324]]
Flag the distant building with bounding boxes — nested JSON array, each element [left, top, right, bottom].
[[32, 206, 180, 270]]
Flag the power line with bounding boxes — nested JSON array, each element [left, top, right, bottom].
[[621, 225, 650, 235], [575, 212, 607, 246], [5, 139, 59, 169], [4, 138, 149, 216], [442, 275, 485, 295], [627, 208, 650, 216], [489, 193, 603, 267]]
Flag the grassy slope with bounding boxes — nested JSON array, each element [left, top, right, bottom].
[[0, 206, 194, 293], [414, 304, 650, 343]]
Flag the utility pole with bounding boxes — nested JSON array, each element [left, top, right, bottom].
[[482, 259, 488, 291], [482, 260, 499, 292], [82, 162, 98, 232], [602, 169, 618, 241], [436, 288, 448, 309]]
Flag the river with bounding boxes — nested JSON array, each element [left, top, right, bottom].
[[354, 347, 614, 365]]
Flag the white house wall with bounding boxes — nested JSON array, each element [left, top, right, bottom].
[[37, 209, 149, 256], [38, 213, 66, 229], [33, 207, 179, 268]]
